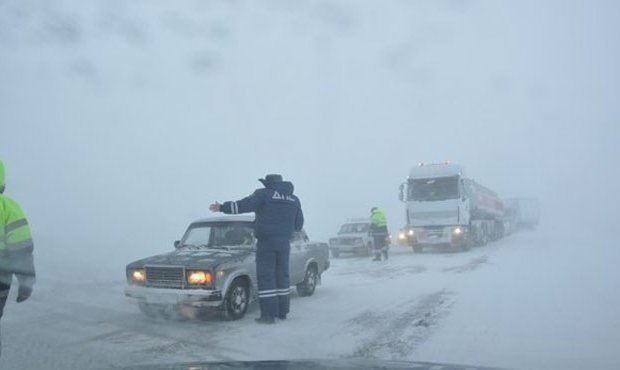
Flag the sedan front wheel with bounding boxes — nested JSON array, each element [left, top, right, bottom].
[[223, 278, 249, 320], [296, 265, 318, 297]]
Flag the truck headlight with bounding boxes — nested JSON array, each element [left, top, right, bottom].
[[453, 227, 463, 235], [407, 229, 415, 236], [187, 270, 213, 285], [130, 268, 145, 284]]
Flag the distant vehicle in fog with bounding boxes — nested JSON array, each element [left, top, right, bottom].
[[124, 215, 329, 320], [328, 219, 375, 258], [398, 162, 505, 252], [504, 197, 540, 231]]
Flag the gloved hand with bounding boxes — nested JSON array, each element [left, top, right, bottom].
[[209, 202, 222, 212], [16, 284, 32, 303]]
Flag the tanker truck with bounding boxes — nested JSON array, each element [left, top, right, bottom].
[[398, 163, 504, 252]]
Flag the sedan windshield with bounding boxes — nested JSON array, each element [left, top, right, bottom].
[[181, 222, 254, 247], [339, 223, 370, 234], [408, 176, 459, 201]]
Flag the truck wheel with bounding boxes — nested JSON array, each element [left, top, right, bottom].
[[473, 226, 486, 246], [223, 278, 249, 320], [296, 265, 318, 297], [481, 227, 489, 246], [460, 238, 471, 252], [331, 249, 340, 258]]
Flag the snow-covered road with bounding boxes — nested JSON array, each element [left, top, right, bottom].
[[1, 229, 619, 370]]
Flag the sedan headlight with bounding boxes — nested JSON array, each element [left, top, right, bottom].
[[187, 270, 213, 285], [129, 268, 145, 284]]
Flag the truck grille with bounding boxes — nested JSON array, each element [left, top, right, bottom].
[[411, 211, 457, 220], [145, 266, 184, 288]]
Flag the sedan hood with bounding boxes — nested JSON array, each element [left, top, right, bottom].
[[126, 246, 254, 270]]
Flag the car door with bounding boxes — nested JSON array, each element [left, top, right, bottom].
[[289, 231, 307, 284]]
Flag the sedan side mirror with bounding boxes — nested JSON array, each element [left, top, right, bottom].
[[174, 240, 181, 248]]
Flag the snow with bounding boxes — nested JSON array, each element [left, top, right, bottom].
[[1, 0, 619, 369], [2, 226, 619, 369]]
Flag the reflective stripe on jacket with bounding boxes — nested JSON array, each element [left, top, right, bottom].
[[0, 195, 35, 279]]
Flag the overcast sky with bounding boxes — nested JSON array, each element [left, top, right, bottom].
[[1, 0, 618, 270]]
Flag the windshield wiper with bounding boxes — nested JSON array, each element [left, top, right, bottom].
[[203, 244, 230, 250], [179, 243, 224, 250]]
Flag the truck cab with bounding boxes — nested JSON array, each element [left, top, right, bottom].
[[398, 163, 504, 252]]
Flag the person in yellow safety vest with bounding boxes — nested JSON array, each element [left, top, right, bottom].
[[370, 207, 389, 261], [0, 160, 36, 355]]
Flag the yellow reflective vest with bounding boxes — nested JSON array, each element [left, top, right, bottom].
[[0, 194, 35, 282]]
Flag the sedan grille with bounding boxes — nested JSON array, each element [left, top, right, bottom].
[[145, 266, 184, 288]]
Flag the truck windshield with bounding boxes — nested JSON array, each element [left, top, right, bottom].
[[181, 222, 254, 248], [408, 176, 459, 201], [339, 223, 370, 234]]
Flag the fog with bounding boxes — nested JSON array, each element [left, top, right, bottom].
[[1, 0, 620, 368], [0, 0, 620, 368]]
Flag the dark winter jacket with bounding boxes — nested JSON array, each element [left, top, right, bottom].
[[220, 181, 304, 240]]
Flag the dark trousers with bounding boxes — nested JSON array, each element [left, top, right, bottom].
[[0, 282, 9, 320], [255, 238, 290, 318], [0, 282, 9, 356]]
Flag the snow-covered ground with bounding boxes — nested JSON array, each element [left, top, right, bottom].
[[2, 227, 619, 370], [1, 1, 619, 369]]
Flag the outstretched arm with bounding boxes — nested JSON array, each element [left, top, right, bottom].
[[211, 190, 263, 214]]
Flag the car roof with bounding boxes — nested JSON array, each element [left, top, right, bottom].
[[343, 219, 370, 224], [191, 215, 255, 224]]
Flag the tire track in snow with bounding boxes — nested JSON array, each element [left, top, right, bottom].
[[443, 256, 489, 273], [346, 290, 454, 359], [337, 264, 427, 278]]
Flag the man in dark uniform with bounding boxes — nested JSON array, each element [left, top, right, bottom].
[[210, 174, 303, 324]]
